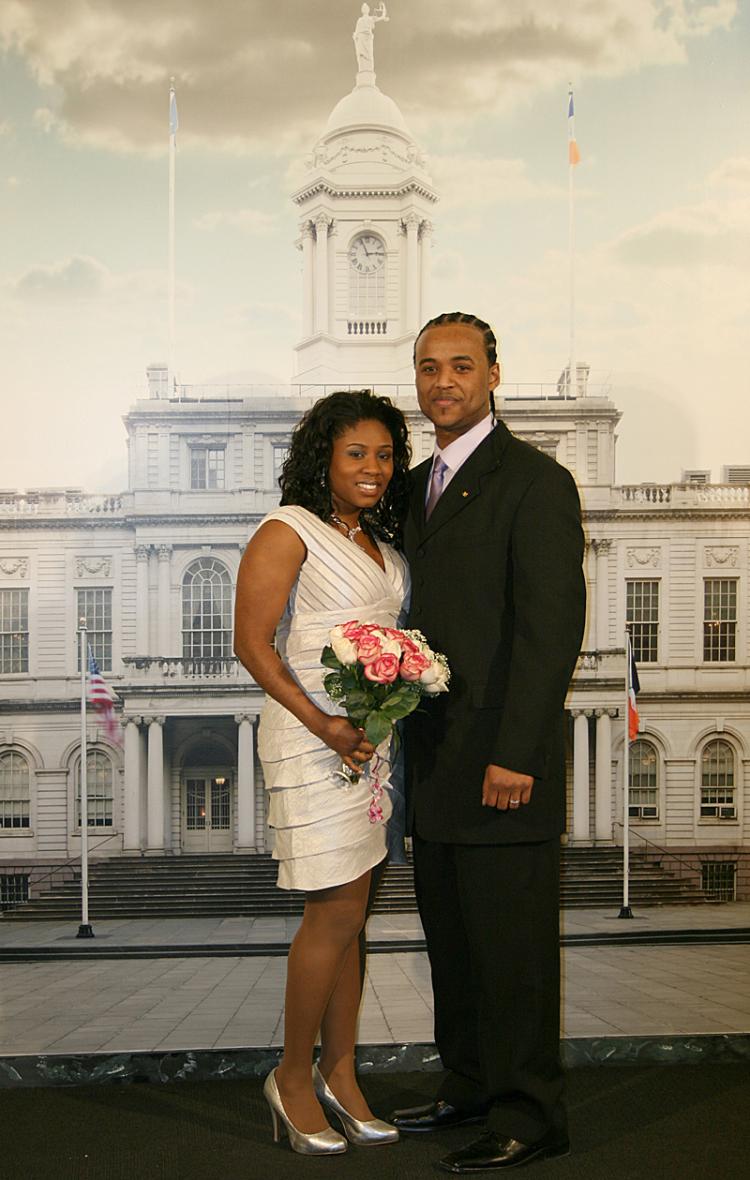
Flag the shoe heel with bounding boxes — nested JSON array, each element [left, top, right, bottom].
[[269, 1105, 281, 1143]]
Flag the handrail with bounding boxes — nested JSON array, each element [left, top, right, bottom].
[[0, 832, 120, 913], [612, 822, 721, 882]]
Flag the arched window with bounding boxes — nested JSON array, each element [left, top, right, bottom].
[[182, 558, 232, 659], [77, 749, 114, 828], [701, 739, 736, 820], [629, 739, 658, 820], [0, 750, 30, 829]]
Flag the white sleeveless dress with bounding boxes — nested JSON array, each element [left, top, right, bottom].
[[257, 505, 411, 892]]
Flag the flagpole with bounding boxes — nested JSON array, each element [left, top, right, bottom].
[[567, 85, 577, 399], [77, 622, 94, 938], [618, 629, 634, 919], [168, 78, 177, 399]]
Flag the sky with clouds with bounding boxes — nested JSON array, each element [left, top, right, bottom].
[[1, 0, 748, 490]]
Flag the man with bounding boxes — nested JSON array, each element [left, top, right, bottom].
[[392, 312, 586, 1173]]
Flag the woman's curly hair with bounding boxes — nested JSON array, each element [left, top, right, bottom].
[[279, 390, 411, 547]]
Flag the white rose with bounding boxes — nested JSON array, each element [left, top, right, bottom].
[[381, 637, 402, 658], [420, 662, 449, 695], [330, 626, 358, 665]]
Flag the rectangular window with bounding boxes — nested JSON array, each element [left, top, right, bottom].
[[703, 579, 737, 662], [0, 588, 29, 673], [701, 862, 737, 901], [77, 588, 113, 671], [627, 580, 659, 663], [0, 873, 29, 911], [191, 447, 225, 490], [272, 444, 288, 489]]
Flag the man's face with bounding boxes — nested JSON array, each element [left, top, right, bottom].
[[414, 323, 500, 442]]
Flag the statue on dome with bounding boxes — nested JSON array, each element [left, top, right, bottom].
[[353, 3, 389, 76]]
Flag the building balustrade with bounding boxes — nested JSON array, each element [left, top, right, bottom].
[[0, 490, 123, 516], [618, 484, 749, 507], [122, 655, 248, 682]]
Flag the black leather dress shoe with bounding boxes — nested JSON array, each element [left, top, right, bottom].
[[389, 1099, 490, 1133], [438, 1129, 570, 1172]]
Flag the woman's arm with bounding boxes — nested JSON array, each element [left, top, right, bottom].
[[234, 520, 374, 772]]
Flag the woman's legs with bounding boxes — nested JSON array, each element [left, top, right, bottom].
[[275, 868, 371, 1132], [317, 856, 386, 1119]]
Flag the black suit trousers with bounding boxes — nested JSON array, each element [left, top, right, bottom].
[[413, 831, 565, 1143]]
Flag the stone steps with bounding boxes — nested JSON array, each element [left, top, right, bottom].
[[3, 848, 707, 919]]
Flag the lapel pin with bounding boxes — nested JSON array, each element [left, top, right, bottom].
[[462, 490, 470, 497]]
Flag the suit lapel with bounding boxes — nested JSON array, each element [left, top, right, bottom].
[[408, 458, 432, 541], [420, 421, 512, 540]]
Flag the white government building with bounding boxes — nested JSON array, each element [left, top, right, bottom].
[[1, 22, 749, 908]]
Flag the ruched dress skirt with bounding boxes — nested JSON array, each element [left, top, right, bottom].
[[256, 506, 410, 892]]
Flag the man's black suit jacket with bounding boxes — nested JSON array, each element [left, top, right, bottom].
[[403, 419, 586, 846]]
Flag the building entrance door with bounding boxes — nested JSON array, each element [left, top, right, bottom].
[[182, 770, 233, 852]]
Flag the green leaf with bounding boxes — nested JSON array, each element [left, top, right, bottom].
[[381, 692, 421, 721], [321, 645, 340, 671], [323, 671, 343, 695], [364, 710, 393, 747]]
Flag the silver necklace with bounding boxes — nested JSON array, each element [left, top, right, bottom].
[[331, 513, 363, 543]]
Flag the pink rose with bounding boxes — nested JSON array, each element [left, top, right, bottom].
[[399, 636, 420, 655], [357, 636, 383, 664], [400, 650, 432, 681], [342, 620, 367, 641], [364, 653, 400, 683]]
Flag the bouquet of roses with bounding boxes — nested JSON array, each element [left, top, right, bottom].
[[321, 621, 450, 749]]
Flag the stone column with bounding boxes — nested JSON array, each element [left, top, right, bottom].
[[594, 709, 616, 842], [135, 545, 150, 656], [123, 716, 143, 853], [572, 710, 590, 843], [419, 220, 433, 325], [301, 221, 314, 337], [404, 213, 420, 333], [584, 540, 596, 652], [235, 714, 256, 851], [595, 539, 611, 651], [314, 214, 332, 335], [146, 716, 165, 852], [157, 544, 172, 656]]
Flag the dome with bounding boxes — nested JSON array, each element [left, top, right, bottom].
[[324, 83, 410, 139]]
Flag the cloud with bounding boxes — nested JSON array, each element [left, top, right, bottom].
[[707, 156, 750, 191], [12, 254, 109, 300], [7, 175, 20, 187], [194, 207, 279, 233], [430, 155, 566, 209], [1, 0, 738, 154], [0, 119, 12, 137], [610, 175, 750, 270], [8, 255, 179, 305]]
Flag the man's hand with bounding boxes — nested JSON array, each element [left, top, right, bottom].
[[482, 764, 534, 810]]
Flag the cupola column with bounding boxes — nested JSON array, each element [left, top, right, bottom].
[[314, 214, 332, 335], [404, 213, 421, 333], [301, 222, 315, 338]]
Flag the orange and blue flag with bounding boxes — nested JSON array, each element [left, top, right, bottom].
[[568, 89, 581, 167]]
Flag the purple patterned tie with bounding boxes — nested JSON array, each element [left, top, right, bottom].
[[425, 456, 448, 520]]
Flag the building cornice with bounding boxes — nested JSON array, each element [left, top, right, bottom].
[[293, 179, 438, 205]]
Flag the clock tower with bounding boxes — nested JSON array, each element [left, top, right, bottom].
[[292, 13, 437, 387]]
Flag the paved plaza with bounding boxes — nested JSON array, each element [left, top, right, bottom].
[[0, 905, 748, 1057]]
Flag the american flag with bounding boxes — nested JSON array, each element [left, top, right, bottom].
[[87, 646, 122, 746]]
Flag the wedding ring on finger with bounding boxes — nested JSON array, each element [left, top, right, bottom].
[[509, 799, 520, 807]]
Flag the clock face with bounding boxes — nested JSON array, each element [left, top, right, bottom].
[[349, 234, 385, 273]]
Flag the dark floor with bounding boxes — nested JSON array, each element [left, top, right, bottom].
[[5, 1065, 750, 1180]]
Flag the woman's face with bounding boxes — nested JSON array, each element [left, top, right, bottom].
[[327, 418, 394, 517]]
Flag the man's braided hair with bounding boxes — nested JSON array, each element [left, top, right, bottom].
[[413, 311, 499, 419]]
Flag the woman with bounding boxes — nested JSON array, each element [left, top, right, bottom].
[[234, 390, 410, 1155]]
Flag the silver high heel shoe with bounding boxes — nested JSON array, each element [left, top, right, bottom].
[[312, 1063, 399, 1146], [263, 1068, 347, 1155]]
